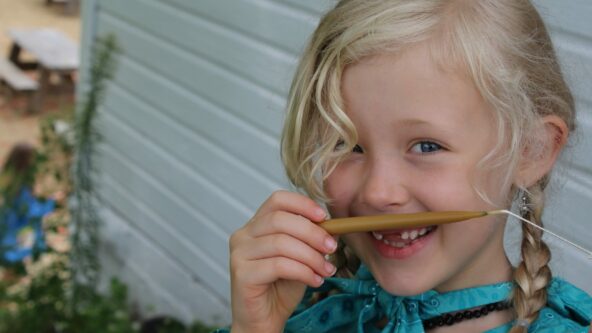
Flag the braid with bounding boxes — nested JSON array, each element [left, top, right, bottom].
[[509, 181, 553, 332], [308, 240, 361, 305], [332, 239, 360, 278]]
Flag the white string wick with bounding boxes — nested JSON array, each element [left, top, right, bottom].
[[490, 209, 592, 260]]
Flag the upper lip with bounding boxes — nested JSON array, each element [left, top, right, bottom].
[[344, 211, 435, 235]]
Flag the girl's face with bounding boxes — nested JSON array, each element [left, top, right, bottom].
[[325, 45, 513, 295]]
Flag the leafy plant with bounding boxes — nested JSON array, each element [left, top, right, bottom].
[[69, 34, 119, 308], [0, 34, 221, 333]]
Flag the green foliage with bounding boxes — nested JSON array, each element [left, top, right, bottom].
[[70, 34, 119, 308], [0, 259, 138, 333], [0, 33, 221, 333]]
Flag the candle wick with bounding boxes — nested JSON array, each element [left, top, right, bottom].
[[499, 209, 592, 260]]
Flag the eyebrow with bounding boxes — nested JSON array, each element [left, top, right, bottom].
[[394, 118, 433, 127], [393, 118, 457, 137]]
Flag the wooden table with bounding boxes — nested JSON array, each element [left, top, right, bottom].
[[46, 0, 81, 15], [7, 28, 79, 113]]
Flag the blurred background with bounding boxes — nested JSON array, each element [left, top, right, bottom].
[[0, 0, 589, 332]]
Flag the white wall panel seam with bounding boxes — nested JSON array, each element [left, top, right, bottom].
[[99, 108, 254, 223], [97, 11, 287, 107], [97, 145, 233, 252], [100, 208, 230, 314], [102, 78, 287, 187], [151, 0, 297, 59], [97, 152, 230, 279], [274, 0, 333, 16], [97, 12, 286, 139], [97, 127, 236, 243], [99, 173, 231, 299], [162, 0, 317, 54], [102, 79, 284, 196], [102, 0, 297, 96], [111, 56, 279, 151]]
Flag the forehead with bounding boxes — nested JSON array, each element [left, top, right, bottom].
[[341, 45, 493, 131]]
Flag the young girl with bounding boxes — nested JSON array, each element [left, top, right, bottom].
[[219, 0, 592, 332]]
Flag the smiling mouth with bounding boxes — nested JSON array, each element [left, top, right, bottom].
[[370, 226, 437, 248]]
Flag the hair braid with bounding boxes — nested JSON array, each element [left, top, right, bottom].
[[332, 240, 360, 279], [308, 241, 360, 305], [509, 181, 552, 332]]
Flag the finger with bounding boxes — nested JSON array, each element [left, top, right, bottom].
[[249, 210, 337, 254], [256, 190, 326, 223], [241, 234, 336, 277], [237, 257, 324, 288]]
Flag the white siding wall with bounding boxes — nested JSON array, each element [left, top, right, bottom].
[[80, 0, 333, 326], [78, 0, 591, 326], [529, 0, 592, 293]]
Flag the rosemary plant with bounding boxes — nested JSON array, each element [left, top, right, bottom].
[[69, 34, 118, 310]]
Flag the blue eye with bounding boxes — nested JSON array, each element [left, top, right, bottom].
[[411, 141, 442, 154]]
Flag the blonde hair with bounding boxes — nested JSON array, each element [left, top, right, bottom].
[[281, 0, 575, 330]]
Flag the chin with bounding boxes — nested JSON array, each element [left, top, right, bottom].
[[371, 267, 436, 296]]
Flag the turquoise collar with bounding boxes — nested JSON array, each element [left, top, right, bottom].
[[286, 265, 513, 332]]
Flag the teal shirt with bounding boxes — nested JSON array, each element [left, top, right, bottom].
[[215, 265, 592, 332]]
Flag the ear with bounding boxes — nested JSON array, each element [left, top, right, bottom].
[[515, 115, 569, 187]]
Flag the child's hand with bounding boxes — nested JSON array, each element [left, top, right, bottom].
[[229, 191, 337, 333]]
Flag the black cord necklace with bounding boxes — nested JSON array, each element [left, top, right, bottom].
[[422, 301, 511, 330]]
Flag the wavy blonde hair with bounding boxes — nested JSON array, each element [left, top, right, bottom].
[[281, 0, 575, 330]]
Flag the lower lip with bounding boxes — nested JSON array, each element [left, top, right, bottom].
[[370, 228, 436, 260]]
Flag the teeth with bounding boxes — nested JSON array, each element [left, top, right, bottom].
[[383, 239, 407, 248], [375, 226, 437, 248]]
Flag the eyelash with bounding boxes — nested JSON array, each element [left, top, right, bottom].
[[334, 140, 365, 153], [410, 141, 443, 154], [334, 140, 443, 155]]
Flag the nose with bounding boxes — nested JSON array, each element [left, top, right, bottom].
[[358, 157, 411, 211]]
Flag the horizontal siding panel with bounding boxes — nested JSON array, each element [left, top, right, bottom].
[[560, 109, 592, 173], [275, 0, 334, 16], [552, 35, 592, 107], [96, 11, 286, 138], [547, 242, 592, 295], [99, 109, 249, 237], [102, 87, 253, 231], [544, 168, 592, 261], [101, 69, 284, 212], [96, 130, 231, 269], [161, 0, 320, 54], [101, 0, 296, 97], [107, 56, 285, 187], [535, 0, 592, 41], [100, 208, 230, 324], [97, 145, 231, 299]]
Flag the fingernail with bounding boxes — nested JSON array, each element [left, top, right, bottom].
[[315, 274, 324, 285], [324, 261, 336, 275], [315, 208, 326, 219], [325, 237, 337, 252]]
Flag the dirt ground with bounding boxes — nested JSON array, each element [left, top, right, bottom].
[[0, 0, 80, 163]]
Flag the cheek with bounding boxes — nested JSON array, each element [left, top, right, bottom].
[[445, 216, 504, 251], [324, 166, 357, 216], [412, 169, 478, 209], [416, 164, 510, 211]]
